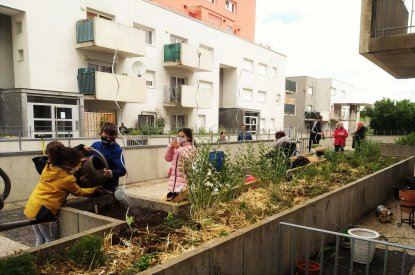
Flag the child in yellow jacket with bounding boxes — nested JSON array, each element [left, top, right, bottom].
[[24, 143, 101, 246]]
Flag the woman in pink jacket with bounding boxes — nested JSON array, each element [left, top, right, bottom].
[[165, 128, 196, 197], [334, 121, 348, 152]]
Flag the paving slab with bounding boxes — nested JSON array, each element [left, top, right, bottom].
[[125, 178, 169, 200], [0, 236, 29, 257]]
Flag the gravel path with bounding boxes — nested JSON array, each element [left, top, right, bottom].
[[359, 197, 415, 249]]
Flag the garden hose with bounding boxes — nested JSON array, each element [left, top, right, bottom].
[[0, 168, 11, 211]]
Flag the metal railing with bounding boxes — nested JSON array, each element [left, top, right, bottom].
[[278, 222, 415, 275], [372, 0, 415, 37]]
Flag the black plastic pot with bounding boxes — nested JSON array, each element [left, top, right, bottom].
[[393, 185, 411, 200]]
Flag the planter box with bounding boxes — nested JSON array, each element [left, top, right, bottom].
[[142, 157, 415, 274]]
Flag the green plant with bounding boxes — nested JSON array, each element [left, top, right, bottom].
[[133, 254, 156, 271], [0, 254, 35, 275], [395, 132, 415, 145], [165, 212, 183, 229], [67, 235, 106, 269]]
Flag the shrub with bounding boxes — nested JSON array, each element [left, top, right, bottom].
[[0, 254, 35, 275], [395, 132, 415, 145], [67, 235, 106, 269]]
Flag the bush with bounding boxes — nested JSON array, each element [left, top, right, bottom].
[[395, 132, 415, 145], [0, 254, 35, 275], [67, 235, 106, 269]]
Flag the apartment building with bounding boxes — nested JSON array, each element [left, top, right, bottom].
[[150, 0, 256, 41], [0, 0, 286, 138], [284, 76, 365, 134]]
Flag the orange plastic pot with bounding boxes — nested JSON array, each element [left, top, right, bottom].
[[400, 190, 415, 207], [295, 260, 320, 275]]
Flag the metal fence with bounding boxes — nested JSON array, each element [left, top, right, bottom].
[[278, 222, 415, 275], [372, 0, 415, 37]]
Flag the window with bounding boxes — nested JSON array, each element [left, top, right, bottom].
[[341, 90, 346, 98], [285, 97, 295, 115], [86, 10, 113, 20], [17, 49, 24, 62], [170, 35, 187, 44], [144, 70, 155, 88], [284, 103, 295, 116], [272, 67, 278, 78], [307, 86, 313, 95], [258, 63, 267, 76], [199, 80, 213, 91], [225, 0, 236, 13], [331, 87, 336, 96], [87, 62, 112, 73], [171, 114, 185, 129], [243, 89, 253, 101], [258, 91, 266, 102], [307, 105, 313, 112], [243, 58, 253, 71], [276, 93, 281, 103], [226, 26, 233, 33], [199, 44, 214, 52], [135, 24, 155, 45], [16, 21, 22, 34]]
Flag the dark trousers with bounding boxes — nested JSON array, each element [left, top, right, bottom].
[[308, 135, 321, 152], [335, 145, 344, 152]]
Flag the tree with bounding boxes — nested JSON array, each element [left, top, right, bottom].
[[360, 98, 415, 132]]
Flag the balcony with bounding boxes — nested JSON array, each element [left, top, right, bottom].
[[163, 85, 213, 108], [163, 43, 213, 72], [76, 18, 145, 58], [360, 0, 415, 78], [77, 68, 145, 103]]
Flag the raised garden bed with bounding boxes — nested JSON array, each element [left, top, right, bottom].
[[2, 142, 414, 274]]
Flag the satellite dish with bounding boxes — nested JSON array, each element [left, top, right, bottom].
[[132, 61, 146, 77]]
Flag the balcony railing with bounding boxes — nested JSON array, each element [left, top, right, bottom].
[[77, 67, 96, 95], [77, 68, 146, 102], [304, 111, 320, 120], [163, 43, 213, 72], [372, 0, 414, 37], [76, 17, 145, 58]]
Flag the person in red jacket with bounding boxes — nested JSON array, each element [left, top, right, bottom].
[[333, 121, 348, 152]]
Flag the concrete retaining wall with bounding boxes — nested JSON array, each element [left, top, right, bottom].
[[381, 144, 415, 157], [0, 141, 272, 202], [142, 157, 415, 274], [13, 196, 126, 263]]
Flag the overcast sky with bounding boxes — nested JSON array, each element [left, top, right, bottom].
[[255, 0, 415, 103]]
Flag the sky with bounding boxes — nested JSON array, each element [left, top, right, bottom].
[[255, 0, 415, 104]]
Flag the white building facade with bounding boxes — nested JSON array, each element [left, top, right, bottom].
[[0, 0, 286, 138], [284, 76, 365, 134]]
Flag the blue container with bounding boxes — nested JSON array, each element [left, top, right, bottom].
[[209, 151, 225, 172]]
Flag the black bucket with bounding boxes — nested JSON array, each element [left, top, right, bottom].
[[393, 185, 411, 200]]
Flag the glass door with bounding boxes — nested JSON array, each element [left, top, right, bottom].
[[244, 112, 259, 134]]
